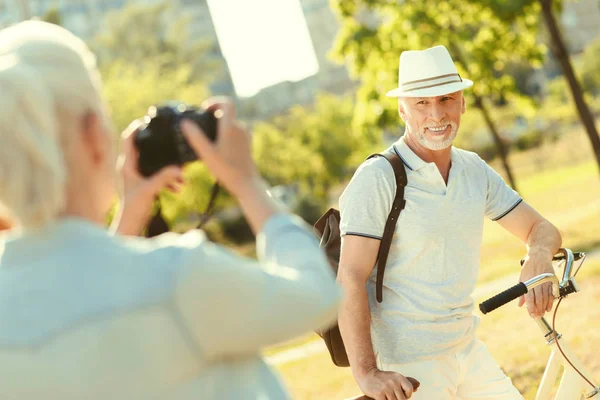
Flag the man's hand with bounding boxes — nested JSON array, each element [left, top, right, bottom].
[[518, 249, 555, 318], [356, 368, 416, 400], [494, 202, 561, 319]]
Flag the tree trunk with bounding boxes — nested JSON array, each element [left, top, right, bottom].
[[540, 0, 600, 177], [448, 41, 519, 190], [473, 95, 519, 191]]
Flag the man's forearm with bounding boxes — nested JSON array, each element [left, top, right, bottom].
[[338, 280, 377, 379], [526, 219, 562, 258]]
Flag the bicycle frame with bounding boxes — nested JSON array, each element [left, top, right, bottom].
[[480, 249, 599, 399], [534, 317, 598, 399]]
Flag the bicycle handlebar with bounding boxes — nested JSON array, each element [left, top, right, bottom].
[[479, 248, 585, 315], [479, 273, 557, 314], [479, 282, 527, 314]]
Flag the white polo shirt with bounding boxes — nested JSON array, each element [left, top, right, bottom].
[[339, 136, 522, 364]]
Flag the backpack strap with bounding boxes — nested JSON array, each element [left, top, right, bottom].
[[366, 147, 407, 303]]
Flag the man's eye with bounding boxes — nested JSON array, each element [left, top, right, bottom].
[[417, 101, 426, 105]]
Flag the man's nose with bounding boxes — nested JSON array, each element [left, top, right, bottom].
[[429, 103, 445, 121]]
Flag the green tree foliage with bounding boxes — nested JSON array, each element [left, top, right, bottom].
[[579, 38, 600, 96], [101, 61, 209, 132], [92, 1, 218, 81], [330, 0, 546, 190], [41, 6, 61, 26], [480, 0, 600, 178], [331, 0, 544, 131], [253, 94, 379, 205], [96, 3, 190, 63]]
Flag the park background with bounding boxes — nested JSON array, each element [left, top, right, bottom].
[[2, 0, 600, 398]]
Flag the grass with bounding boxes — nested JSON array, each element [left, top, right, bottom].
[[265, 126, 600, 398], [478, 128, 600, 284]]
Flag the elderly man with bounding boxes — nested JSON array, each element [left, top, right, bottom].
[[337, 45, 562, 400]]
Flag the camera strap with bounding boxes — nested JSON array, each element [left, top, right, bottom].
[[144, 182, 220, 238]]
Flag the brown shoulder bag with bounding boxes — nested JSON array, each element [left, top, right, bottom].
[[312, 147, 407, 367]]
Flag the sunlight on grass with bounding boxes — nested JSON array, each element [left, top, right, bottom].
[[479, 138, 600, 284]]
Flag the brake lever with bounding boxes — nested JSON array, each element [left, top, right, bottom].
[[520, 248, 583, 297], [572, 252, 587, 278]]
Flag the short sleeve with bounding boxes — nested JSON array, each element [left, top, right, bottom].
[[339, 157, 396, 239], [482, 159, 523, 221]]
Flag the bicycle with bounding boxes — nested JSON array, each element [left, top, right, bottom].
[[479, 248, 599, 399]]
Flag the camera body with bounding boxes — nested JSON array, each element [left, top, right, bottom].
[[134, 102, 217, 177]]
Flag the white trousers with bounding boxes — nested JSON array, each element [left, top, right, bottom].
[[379, 338, 524, 400]]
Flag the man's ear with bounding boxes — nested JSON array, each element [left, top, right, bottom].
[[398, 99, 407, 121], [461, 94, 467, 114], [81, 112, 107, 166]]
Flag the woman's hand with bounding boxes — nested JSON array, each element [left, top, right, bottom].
[[180, 97, 260, 198], [111, 120, 184, 236], [181, 97, 277, 234]]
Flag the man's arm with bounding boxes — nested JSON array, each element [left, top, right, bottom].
[[495, 201, 562, 317], [338, 235, 414, 400]]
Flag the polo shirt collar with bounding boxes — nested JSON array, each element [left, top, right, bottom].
[[393, 136, 464, 174], [393, 136, 427, 171]]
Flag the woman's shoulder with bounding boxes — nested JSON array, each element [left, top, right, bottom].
[[116, 229, 209, 253], [111, 229, 214, 276]]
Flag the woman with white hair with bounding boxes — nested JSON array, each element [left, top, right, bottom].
[[0, 20, 341, 399]]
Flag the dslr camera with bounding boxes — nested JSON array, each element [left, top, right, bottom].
[[134, 102, 218, 177]]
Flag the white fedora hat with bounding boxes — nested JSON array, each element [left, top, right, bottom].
[[386, 45, 473, 98]]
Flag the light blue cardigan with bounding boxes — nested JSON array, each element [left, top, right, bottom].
[[0, 213, 341, 399]]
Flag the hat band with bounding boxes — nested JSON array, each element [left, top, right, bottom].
[[400, 73, 463, 93]]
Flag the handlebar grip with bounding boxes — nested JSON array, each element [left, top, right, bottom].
[[479, 282, 528, 314]]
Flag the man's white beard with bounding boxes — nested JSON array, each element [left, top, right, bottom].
[[406, 121, 458, 151]]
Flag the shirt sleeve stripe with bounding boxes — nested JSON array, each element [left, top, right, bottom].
[[491, 198, 523, 221], [342, 232, 383, 240]]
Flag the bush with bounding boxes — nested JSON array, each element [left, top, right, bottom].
[[476, 143, 499, 162], [578, 38, 600, 96], [293, 194, 327, 226], [513, 129, 544, 151], [217, 214, 254, 245]]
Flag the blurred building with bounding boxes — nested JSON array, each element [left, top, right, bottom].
[[527, 0, 600, 95], [173, 0, 235, 97], [0, 0, 19, 27], [1, 0, 128, 36], [561, 0, 600, 54], [239, 0, 357, 120], [301, 0, 354, 94], [241, 75, 319, 120]]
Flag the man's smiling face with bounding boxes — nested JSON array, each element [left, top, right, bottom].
[[399, 90, 466, 151]]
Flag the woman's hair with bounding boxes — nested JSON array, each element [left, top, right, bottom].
[[0, 20, 105, 228]]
